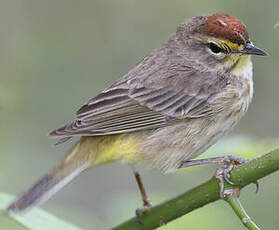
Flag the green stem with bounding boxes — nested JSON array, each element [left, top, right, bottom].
[[226, 196, 260, 230], [0, 209, 30, 230], [112, 148, 279, 230]]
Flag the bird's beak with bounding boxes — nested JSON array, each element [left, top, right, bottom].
[[241, 43, 268, 56]]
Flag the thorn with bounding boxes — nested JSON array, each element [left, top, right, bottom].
[[253, 181, 260, 193]]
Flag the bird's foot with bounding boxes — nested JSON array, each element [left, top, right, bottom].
[[135, 200, 152, 224], [214, 156, 259, 198], [218, 155, 248, 185]]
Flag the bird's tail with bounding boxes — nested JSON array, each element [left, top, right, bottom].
[[6, 140, 92, 212]]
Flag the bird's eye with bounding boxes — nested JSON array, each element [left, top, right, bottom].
[[207, 42, 223, 54]]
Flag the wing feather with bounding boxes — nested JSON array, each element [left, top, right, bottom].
[[49, 42, 228, 143]]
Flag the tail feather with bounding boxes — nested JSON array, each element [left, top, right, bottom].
[[6, 142, 90, 212], [6, 164, 87, 212]]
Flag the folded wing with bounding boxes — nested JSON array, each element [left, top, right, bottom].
[[49, 46, 226, 143]]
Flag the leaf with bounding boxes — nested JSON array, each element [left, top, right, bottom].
[[274, 22, 279, 28], [0, 192, 83, 230]]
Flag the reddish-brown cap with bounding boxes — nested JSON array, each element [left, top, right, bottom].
[[202, 13, 249, 44]]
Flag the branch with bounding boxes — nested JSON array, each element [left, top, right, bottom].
[[226, 196, 260, 230], [112, 148, 279, 230]]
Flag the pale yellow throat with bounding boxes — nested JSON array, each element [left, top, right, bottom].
[[231, 55, 252, 77]]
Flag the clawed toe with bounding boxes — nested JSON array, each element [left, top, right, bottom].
[[135, 202, 152, 224], [215, 156, 259, 198], [221, 155, 249, 185], [223, 164, 234, 185], [223, 155, 249, 165]]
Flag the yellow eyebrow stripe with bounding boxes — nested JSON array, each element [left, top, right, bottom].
[[206, 37, 244, 51], [221, 40, 244, 51]]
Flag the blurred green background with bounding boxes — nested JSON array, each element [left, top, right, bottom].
[[0, 0, 279, 229]]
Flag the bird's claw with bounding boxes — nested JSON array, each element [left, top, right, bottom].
[[221, 155, 249, 185], [215, 156, 259, 198], [223, 163, 234, 185], [135, 201, 152, 225]]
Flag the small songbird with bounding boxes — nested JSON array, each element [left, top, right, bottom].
[[7, 13, 267, 213]]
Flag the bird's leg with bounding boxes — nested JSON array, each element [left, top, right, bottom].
[[180, 156, 259, 197], [179, 155, 249, 185], [134, 171, 152, 221]]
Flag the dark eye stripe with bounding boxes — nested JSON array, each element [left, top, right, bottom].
[[207, 42, 223, 54]]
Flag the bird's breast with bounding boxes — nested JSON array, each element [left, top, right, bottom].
[[231, 56, 253, 115], [231, 55, 253, 102], [215, 56, 253, 121]]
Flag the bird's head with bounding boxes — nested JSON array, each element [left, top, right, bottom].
[[176, 13, 267, 72]]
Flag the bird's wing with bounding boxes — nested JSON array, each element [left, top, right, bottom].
[[49, 46, 228, 142], [49, 84, 172, 140]]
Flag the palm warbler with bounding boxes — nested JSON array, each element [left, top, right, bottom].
[[7, 12, 267, 213]]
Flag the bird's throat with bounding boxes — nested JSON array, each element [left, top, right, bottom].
[[231, 55, 254, 104], [230, 55, 252, 79]]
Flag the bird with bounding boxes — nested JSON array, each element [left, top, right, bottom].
[[7, 12, 267, 213]]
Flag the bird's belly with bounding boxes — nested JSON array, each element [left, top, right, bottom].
[[136, 115, 240, 173], [130, 76, 253, 173], [118, 70, 253, 173]]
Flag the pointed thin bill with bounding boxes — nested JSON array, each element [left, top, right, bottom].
[[241, 43, 268, 56]]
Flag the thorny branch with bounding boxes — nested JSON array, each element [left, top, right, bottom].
[[112, 148, 279, 230]]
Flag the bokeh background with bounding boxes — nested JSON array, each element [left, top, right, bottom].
[[0, 0, 279, 229]]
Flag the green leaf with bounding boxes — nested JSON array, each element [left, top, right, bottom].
[[0, 192, 83, 230], [274, 22, 279, 28]]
